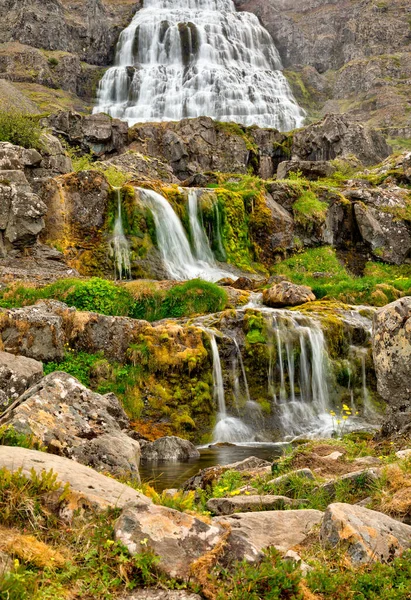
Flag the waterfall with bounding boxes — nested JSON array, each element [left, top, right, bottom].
[[137, 187, 232, 281], [93, 0, 304, 130], [110, 189, 131, 280], [188, 189, 215, 263], [204, 329, 253, 443]]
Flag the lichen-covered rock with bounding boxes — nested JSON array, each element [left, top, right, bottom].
[[277, 159, 336, 180], [0, 350, 43, 409], [141, 436, 200, 462], [206, 494, 301, 516], [373, 297, 411, 434], [320, 503, 411, 565], [263, 281, 316, 308], [1, 371, 141, 479], [115, 501, 260, 580], [103, 151, 178, 184]]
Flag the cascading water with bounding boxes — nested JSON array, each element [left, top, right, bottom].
[[93, 0, 304, 129], [137, 187, 232, 281], [188, 189, 215, 263], [110, 189, 131, 280]]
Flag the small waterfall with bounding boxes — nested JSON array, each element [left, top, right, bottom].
[[93, 0, 304, 130], [187, 189, 215, 263], [204, 329, 253, 443], [137, 187, 232, 282], [110, 189, 131, 280]]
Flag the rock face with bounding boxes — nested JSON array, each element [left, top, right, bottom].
[[277, 159, 336, 180], [214, 510, 324, 553], [373, 297, 411, 434], [115, 501, 260, 580], [0, 350, 43, 409], [0, 446, 149, 511], [292, 115, 391, 166], [1, 371, 141, 479], [321, 503, 411, 565], [141, 436, 200, 462], [262, 281, 316, 308]]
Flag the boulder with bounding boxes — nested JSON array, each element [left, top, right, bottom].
[[0, 446, 149, 512], [214, 510, 324, 553], [141, 436, 200, 462], [320, 503, 411, 565], [206, 494, 301, 516], [1, 371, 141, 479], [0, 350, 43, 409], [277, 159, 336, 180], [396, 449, 411, 460], [267, 468, 316, 487], [292, 114, 392, 167], [262, 281, 316, 308], [372, 297, 411, 434], [319, 469, 380, 500], [115, 501, 260, 581]]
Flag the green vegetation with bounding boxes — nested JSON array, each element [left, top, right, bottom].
[[0, 426, 45, 451], [0, 110, 42, 150], [65, 146, 132, 187], [292, 190, 328, 229]]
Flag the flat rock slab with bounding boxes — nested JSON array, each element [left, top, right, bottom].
[[122, 591, 201, 600], [321, 502, 411, 565], [207, 494, 301, 516], [0, 446, 149, 511], [214, 509, 324, 553]]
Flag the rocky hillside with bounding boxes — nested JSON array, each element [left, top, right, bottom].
[[234, 0, 411, 138]]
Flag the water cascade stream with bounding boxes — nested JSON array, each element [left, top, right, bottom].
[[94, 0, 304, 129], [110, 189, 131, 280]]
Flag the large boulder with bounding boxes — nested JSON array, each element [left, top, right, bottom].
[[277, 159, 336, 180], [373, 297, 411, 434], [262, 281, 316, 308], [0, 350, 43, 410], [0, 446, 149, 512], [321, 503, 411, 565], [292, 114, 391, 166], [214, 510, 324, 553], [141, 436, 200, 462], [115, 501, 260, 581], [1, 371, 141, 479]]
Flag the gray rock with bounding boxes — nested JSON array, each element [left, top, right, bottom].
[[1, 371, 141, 479], [206, 494, 302, 516], [214, 509, 324, 553], [0, 350, 43, 409], [0, 446, 149, 512], [321, 502, 411, 565], [277, 159, 336, 180], [319, 469, 380, 500], [141, 436, 200, 462], [115, 501, 260, 580], [262, 281, 316, 308], [183, 456, 271, 491], [267, 468, 316, 487]]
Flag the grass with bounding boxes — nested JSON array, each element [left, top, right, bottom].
[[0, 110, 42, 150], [64, 145, 132, 187], [292, 190, 328, 229]]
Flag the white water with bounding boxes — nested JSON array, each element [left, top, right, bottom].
[[94, 0, 304, 130], [137, 187, 232, 281], [110, 189, 131, 280], [188, 189, 215, 263]]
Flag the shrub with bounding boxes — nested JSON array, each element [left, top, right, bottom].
[[161, 279, 228, 318], [0, 111, 42, 150], [64, 278, 134, 316]]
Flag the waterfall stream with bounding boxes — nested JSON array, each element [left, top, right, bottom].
[[110, 189, 131, 280], [93, 0, 304, 129]]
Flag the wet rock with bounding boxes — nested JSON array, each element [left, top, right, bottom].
[[0, 446, 149, 512], [206, 494, 301, 516], [373, 297, 411, 434], [319, 469, 380, 500], [141, 436, 200, 462], [262, 281, 316, 308], [249, 192, 295, 263], [267, 468, 316, 487], [231, 277, 255, 291], [292, 114, 392, 166], [320, 503, 411, 565], [1, 371, 141, 479], [277, 159, 336, 180], [214, 509, 324, 553], [0, 350, 43, 409], [115, 501, 260, 580]]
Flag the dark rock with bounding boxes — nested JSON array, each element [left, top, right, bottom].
[[141, 436, 200, 462], [277, 159, 336, 180], [231, 277, 255, 291]]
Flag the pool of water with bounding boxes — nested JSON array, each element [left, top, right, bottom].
[[139, 443, 288, 491]]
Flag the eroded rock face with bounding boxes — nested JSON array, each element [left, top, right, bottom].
[[262, 281, 316, 308], [0, 350, 43, 409], [321, 502, 411, 565], [141, 436, 200, 462], [373, 297, 411, 434], [1, 371, 141, 479]]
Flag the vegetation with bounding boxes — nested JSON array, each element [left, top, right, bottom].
[[0, 110, 42, 150], [64, 145, 132, 187]]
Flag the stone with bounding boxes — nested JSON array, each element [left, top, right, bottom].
[[115, 501, 260, 581], [323, 451, 344, 461], [262, 281, 316, 308], [396, 450, 411, 460], [319, 469, 380, 500], [122, 592, 201, 600], [214, 510, 324, 553], [141, 436, 200, 462], [372, 297, 411, 434], [277, 159, 336, 180], [231, 277, 255, 291], [267, 468, 316, 487], [320, 502, 411, 565], [1, 371, 141, 479], [283, 550, 312, 576], [0, 350, 43, 409], [183, 456, 271, 491], [103, 151, 178, 184], [0, 550, 12, 574], [0, 446, 149, 512], [206, 494, 301, 516]]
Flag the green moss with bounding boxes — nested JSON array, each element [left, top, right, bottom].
[[293, 190, 328, 229], [215, 121, 258, 152]]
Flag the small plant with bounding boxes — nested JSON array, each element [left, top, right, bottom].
[[0, 111, 42, 150], [47, 57, 59, 67]]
